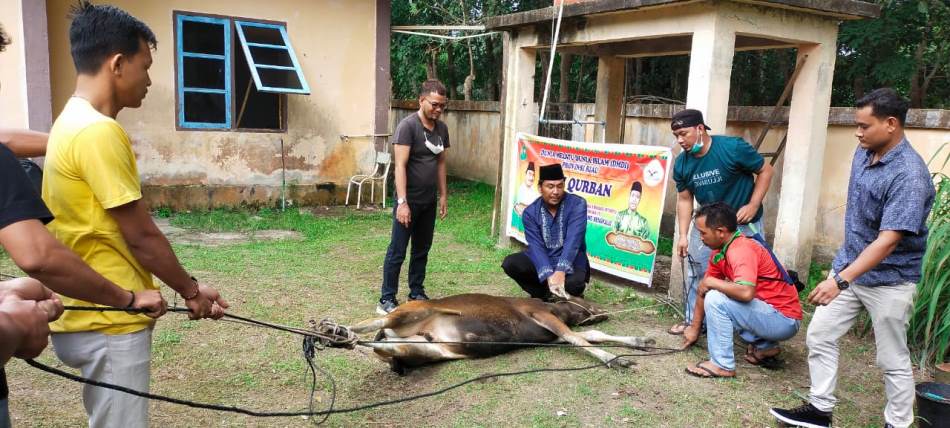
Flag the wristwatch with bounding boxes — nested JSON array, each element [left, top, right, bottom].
[[833, 272, 850, 290], [397, 197, 406, 205]]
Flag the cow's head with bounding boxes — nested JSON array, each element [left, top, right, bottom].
[[548, 297, 608, 326]]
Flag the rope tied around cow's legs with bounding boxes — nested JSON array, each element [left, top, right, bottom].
[[308, 319, 359, 349]]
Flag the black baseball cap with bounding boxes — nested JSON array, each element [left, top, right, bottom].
[[671, 109, 711, 131]]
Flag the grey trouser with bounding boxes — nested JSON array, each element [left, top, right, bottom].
[[806, 277, 916, 428], [51, 328, 152, 428]]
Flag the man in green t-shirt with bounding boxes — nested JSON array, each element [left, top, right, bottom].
[[613, 181, 650, 240], [669, 109, 775, 335]]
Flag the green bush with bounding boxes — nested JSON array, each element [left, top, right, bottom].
[[908, 143, 950, 369]]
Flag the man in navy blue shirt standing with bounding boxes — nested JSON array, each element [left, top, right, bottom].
[[502, 164, 589, 300], [770, 88, 935, 428]]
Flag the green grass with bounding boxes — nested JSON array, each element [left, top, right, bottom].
[[2, 179, 897, 427]]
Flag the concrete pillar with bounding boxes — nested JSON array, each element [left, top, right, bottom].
[[594, 56, 625, 143], [669, 14, 735, 304], [684, 16, 735, 130], [773, 37, 838, 273], [494, 29, 538, 245]]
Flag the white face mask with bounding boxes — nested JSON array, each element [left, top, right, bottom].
[[424, 130, 444, 155]]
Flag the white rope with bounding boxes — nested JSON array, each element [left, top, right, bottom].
[[538, 1, 565, 124], [392, 30, 499, 41]]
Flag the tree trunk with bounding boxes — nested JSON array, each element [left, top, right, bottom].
[[539, 51, 551, 101], [908, 8, 932, 109], [446, 44, 457, 99], [558, 53, 572, 102], [909, 35, 928, 108], [921, 63, 940, 105], [485, 34, 497, 100], [574, 58, 585, 102], [853, 73, 865, 101], [633, 58, 642, 96], [426, 46, 439, 80], [463, 39, 475, 101]]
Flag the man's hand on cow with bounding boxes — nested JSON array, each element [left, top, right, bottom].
[[396, 203, 412, 227], [807, 278, 841, 306], [184, 283, 230, 320], [677, 237, 689, 258], [736, 202, 760, 224], [547, 271, 569, 299], [681, 325, 700, 349], [439, 195, 447, 220]]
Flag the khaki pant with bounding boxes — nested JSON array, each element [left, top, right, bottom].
[[51, 328, 152, 428], [806, 279, 916, 428]]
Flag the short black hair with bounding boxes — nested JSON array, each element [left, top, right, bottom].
[[856, 88, 909, 126], [0, 23, 10, 52], [419, 79, 447, 97], [695, 202, 737, 232], [69, 1, 156, 74]]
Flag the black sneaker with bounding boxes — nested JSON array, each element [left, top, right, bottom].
[[376, 298, 399, 315], [769, 402, 832, 428], [408, 292, 430, 301]]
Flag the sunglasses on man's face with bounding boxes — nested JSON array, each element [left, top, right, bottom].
[[425, 99, 447, 110]]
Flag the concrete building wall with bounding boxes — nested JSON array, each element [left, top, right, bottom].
[[0, 0, 28, 128], [43, 0, 380, 208], [402, 101, 950, 260]]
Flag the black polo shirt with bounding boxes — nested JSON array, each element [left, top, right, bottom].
[[0, 143, 54, 401]]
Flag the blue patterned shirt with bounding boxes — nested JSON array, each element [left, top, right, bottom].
[[522, 193, 589, 282], [832, 138, 935, 286]]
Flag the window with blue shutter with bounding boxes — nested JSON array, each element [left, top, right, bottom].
[[174, 12, 309, 131], [234, 21, 310, 94], [176, 14, 231, 129]]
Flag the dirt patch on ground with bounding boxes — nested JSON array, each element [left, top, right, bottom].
[[155, 218, 303, 246]]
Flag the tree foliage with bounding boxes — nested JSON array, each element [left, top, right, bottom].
[[392, 0, 950, 109]]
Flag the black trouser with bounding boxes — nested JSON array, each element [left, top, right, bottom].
[[380, 201, 437, 302], [501, 251, 587, 299]]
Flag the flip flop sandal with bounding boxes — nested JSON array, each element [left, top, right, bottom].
[[667, 321, 689, 335], [685, 362, 735, 379], [745, 354, 786, 370]]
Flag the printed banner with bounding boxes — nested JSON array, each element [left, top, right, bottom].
[[507, 133, 672, 286]]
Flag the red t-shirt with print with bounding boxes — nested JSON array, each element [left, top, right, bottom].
[[707, 235, 803, 320]]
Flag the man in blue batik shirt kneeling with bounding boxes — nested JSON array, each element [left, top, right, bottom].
[[503, 163, 589, 300]]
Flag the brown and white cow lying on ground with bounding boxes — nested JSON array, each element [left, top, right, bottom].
[[350, 293, 655, 373]]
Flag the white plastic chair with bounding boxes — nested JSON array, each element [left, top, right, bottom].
[[345, 149, 392, 209]]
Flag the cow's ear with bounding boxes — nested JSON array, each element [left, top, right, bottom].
[[427, 307, 464, 317]]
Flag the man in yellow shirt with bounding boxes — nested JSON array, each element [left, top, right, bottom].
[[43, 4, 228, 426]]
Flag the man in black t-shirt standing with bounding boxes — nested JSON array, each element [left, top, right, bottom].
[[376, 79, 450, 314]]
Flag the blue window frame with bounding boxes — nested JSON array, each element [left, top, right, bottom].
[[176, 14, 231, 129], [235, 21, 310, 95]]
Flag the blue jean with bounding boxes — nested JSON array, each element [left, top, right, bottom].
[[0, 398, 8, 428], [684, 218, 764, 325], [704, 290, 800, 370], [380, 201, 437, 302]]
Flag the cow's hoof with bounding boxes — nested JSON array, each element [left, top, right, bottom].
[[607, 356, 635, 368]]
